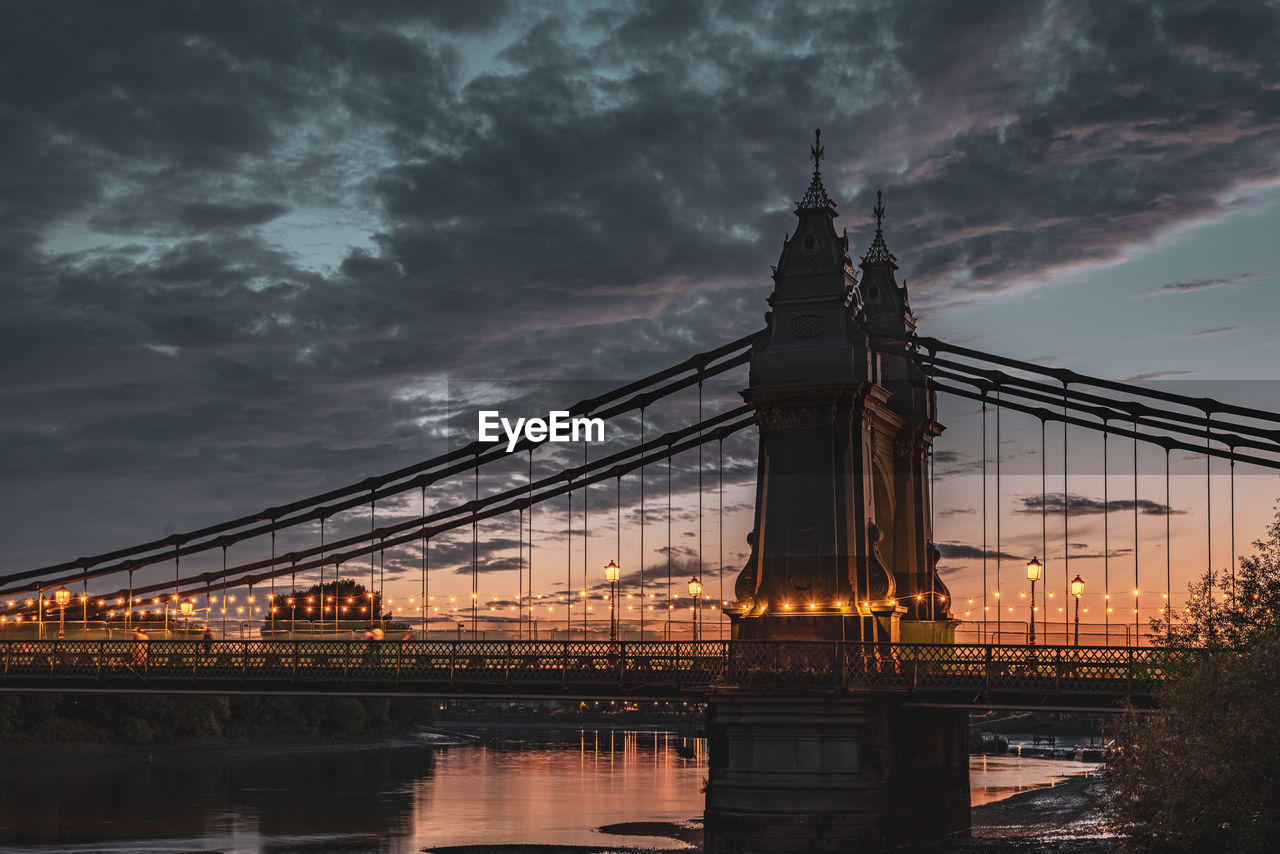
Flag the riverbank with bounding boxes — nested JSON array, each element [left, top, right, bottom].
[[927, 771, 1115, 853]]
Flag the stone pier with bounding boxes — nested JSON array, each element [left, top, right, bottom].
[[703, 691, 970, 852]]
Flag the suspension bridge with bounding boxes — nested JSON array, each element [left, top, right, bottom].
[[3, 131, 1274, 851]]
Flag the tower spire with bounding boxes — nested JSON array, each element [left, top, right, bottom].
[[798, 128, 831, 209], [861, 189, 894, 265]]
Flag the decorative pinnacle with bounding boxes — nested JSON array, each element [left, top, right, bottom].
[[861, 188, 895, 265], [798, 127, 832, 209]]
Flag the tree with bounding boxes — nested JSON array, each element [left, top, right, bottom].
[[1105, 628, 1280, 852], [1148, 501, 1280, 649], [273, 578, 383, 623], [1106, 502, 1280, 852]]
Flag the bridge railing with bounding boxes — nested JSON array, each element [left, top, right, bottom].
[[725, 641, 1201, 696], [0, 639, 1202, 700]]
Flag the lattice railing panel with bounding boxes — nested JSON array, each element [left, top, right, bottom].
[[0, 639, 1197, 700]]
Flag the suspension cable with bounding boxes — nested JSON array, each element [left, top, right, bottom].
[[1230, 450, 1236, 602], [472, 458, 479, 640], [1102, 421, 1109, 642], [1165, 444, 1172, 644], [639, 406, 646, 642], [566, 477, 572, 639], [18, 331, 763, 584], [427, 486, 432, 640], [667, 445, 673, 636], [32, 415, 756, 612], [995, 387, 1002, 644], [1040, 418, 1048, 644], [719, 435, 725, 641], [1062, 382, 1069, 641], [1132, 422, 1139, 646], [528, 447, 534, 640], [981, 394, 988, 642], [1205, 412, 1213, 633]]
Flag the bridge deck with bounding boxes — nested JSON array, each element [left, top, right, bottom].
[[0, 640, 1195, 708]]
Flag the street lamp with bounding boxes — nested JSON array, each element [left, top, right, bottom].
[[54, 586, 71, 640], [1025, 557, 1042, 646], [603, 560, 621, 642], [688, 577, 703, 641], [1071, 574, 1085, 646], [180, 600, 194, 630]]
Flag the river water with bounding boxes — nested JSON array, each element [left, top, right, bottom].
[[0, 728, 1097, 853]]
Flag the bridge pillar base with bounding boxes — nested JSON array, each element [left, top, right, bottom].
[[703, 691, 969, 853]]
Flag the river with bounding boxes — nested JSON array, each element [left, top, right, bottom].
[[0, 728, 1098, 853]]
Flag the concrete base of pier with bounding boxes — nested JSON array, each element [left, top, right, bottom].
[[703, 690, 969, 853]]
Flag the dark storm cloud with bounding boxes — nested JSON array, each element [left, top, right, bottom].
[[1141, 272, 1260, 295], [3, 0, 1279, 570], [180, 203, 290, 231], [1018, 493, 1180, 516], [1179, 325, 1240, 338], [1121, 370, 1197, 382], [936, 543, 1022, 562]]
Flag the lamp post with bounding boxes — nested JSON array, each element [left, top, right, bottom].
[[688, 577, 703, 641], [1071, 574, 1084, 646], [604, 560, 621, 642], [180, 600, 194, 631], [54, 586, 70, 640], [1025, 557, 1042, 646]]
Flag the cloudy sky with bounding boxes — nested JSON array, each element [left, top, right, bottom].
[[3, 1, 1279, 635]]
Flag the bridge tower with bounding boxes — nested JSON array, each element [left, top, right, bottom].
[[729, 131, 952, 645], [706, 131, 969, 853]]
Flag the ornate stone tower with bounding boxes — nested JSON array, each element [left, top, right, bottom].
[[729, 131, 952, 643], [705, 132, 971, 854]]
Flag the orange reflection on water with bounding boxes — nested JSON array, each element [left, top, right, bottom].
[[969, 754, 1098, 807], [409, 730, 706, 851]]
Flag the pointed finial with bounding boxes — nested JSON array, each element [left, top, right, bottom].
[[798, 128, 832, 209], [861, 189, 895, 265]]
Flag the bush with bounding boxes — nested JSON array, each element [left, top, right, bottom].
[[1106, 629, 1280, 852]]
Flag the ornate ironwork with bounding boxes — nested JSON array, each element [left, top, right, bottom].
[[798, 128, 832, 209], [0, 639, 1196, 706], [861, 190, 895, 265]]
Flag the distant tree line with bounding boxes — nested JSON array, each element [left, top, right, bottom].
[[0, 692, 435, 744]]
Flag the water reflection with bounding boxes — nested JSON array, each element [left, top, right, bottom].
[[0, 730, 1088, 853], [0, 730, 707, 853], [969, 754, 1099, 807]]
